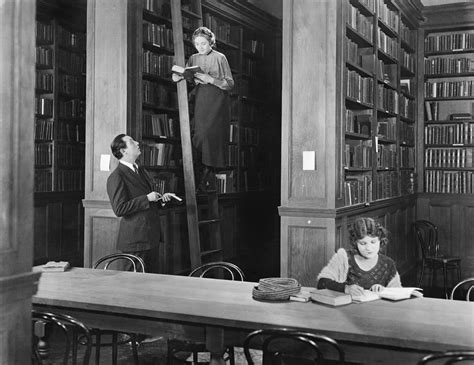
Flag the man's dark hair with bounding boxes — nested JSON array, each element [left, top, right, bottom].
[[110, 133, 127, 160]]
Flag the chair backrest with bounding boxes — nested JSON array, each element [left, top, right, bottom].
[[417, 350, 474, 364], [243, 328, 345, 365], [93, 253, 146, 273], [32, 310, 92, 365], [450, 277, 474, 301], [413, 220, 440, 259], [189, 261, 245, 281]]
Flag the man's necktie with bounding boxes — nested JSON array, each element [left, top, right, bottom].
[[133, 165, 139, 174]]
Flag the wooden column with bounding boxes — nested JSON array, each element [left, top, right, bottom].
[[279, 0, 339, 285], [0, 0, 41, 363], [83, 0, 133, 267]]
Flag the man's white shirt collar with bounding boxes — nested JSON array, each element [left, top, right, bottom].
[[120, 160, 138, 172]]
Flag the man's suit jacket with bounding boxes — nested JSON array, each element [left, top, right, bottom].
[[106, 163, 161, 251]]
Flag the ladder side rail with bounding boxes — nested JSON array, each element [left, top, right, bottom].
[[171, 0, 201, 269]]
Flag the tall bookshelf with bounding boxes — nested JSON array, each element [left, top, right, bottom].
[[34, 0, 86, 267], [342, 0, 417, 207], [422, 28, 474, 194]]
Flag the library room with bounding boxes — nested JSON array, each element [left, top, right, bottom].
[[2, 0, 474, 364]]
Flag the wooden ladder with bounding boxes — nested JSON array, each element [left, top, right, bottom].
[[170, 0, 223, 270]]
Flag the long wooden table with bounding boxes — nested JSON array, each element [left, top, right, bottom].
[[32, 268, 474, 363]]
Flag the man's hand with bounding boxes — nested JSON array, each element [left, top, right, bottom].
[[147, 191, 162, 202]]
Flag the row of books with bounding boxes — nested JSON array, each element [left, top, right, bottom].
[[36, 47, 53, 67], [425, 57, 474, 75], [35, 143, 53, 165], [34, 170, 53, 192], [142, 81, 178, 108], [142, 51, 174, 77], [35, 97, 53, 116], [345, 140, 372, 168], [57, 26, 86, 49], [228, 145, 238, 167], [240, 146, 259, 168], [143, 21, 174, 50], [400, 21, 416, 49], [378, 29, 398, 59], [243, 39, 265, 58], [57, 170, 85, 191], [400, 146, 415, 168], [36, 21, 54, 43], [344, 174, 372, 206], [424, 80, 474, 98], [377, 117, 396, 140], [139, 143, 179, 166], [35, 120, 85, 142], [143, 0, 170, 17], [425, 123, 474, 145], [203, 13, 240, 46], [425, 32, 474, 53], [36, 72, 53, 92], [400, 170, 416, 195], [215, 170, 236, 194], [229, 125, 259, 145], [378, 84, 398, 113], [148, 171, 182, 195], [182, 14, 199, 35], [425, 147, 473, 168], [58, 74, 86, 96], [56, 144, 85, 167], [58, 99, 85, 118], [242, 57, 258, 78], [58, 49, 86, 74], [143, 113, 179, 138], [374, 170, 399, 199], [399, 94, 415, 119], [401, 49, 415, 73], [376, 144, 396, 168], [376, 0, 399, 32], [425, 169, 474, 194], [346, 69, 374, 105], [345, 109, 372, 135], [345, 1, 373, 41], [400, 121, 415, 145], [424, 101, 440, 121]]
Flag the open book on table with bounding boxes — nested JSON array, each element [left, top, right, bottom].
[[171, 65, 203, 81], [352, 287, 423, 303]]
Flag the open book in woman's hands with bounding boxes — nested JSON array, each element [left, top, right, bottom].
[[352, 287, 423, 302], [172, 65, 204, 81]]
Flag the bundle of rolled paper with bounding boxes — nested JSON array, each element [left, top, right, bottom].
[[252, 278, 301, 301]]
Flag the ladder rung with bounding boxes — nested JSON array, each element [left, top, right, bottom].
[[201, 249, 222, 257], [198, 219, 221, 225]]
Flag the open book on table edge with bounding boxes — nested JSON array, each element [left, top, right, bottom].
[[352, 287, 423, 302], [171, 65, 204, 81]]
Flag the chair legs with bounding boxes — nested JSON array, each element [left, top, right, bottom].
[[91, 331, 140, 365]]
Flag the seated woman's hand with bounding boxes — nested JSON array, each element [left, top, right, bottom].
[[344, 284, 365, 296], [370, 284, 385, 293], [194, 72, 214, 84]]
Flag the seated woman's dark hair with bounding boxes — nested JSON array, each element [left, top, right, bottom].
[[349, 217, 388, 248], [192, 26, 216, 47], [110, 133, 127, 160]]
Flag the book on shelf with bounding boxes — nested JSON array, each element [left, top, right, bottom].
[[171, 65, 203, 81], [310, 289, 352, 306], [42, 261, 70, 272]]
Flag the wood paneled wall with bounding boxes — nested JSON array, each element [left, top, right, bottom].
[[0, 0, 40, 363]]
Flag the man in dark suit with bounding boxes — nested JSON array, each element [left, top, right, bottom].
[[107, 133, 175, 273]]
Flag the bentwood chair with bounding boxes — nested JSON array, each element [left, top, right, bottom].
[[90, 253, 144, 365], [32, 310, 92, 365], [413, 220, 461, 298], [243, 328, 345, 365], [417, 350, 474, 364], [167, 262, 244, 364], [450, 277, 474, 301]]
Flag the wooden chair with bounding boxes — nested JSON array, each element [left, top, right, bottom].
[[243, 328, 345, 365], [450, 277, 474, 301], [418, 350, 474, 364], [32, 310, 92, 365], [413, 220, 461, 298], [167, 262, 244, 364], [90, 253, 144, 365]]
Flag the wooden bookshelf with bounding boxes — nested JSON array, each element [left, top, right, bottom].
[[280, 0, 422, 287]]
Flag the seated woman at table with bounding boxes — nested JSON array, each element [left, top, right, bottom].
[[317, 217, 401, 297]]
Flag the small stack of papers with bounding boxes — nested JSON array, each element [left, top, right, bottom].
[[352, 287, 423, 303], [42, 261, 70, 272]]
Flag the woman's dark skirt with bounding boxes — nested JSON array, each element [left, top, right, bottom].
[[192, 84, 229, 168]]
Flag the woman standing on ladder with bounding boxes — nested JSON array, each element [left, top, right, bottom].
[[173, 26, 234, 192]]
